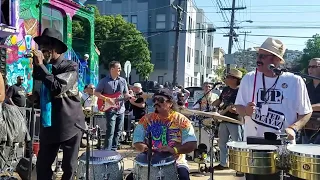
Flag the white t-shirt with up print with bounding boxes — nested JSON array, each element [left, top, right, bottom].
[[235, 71, 312, 139]]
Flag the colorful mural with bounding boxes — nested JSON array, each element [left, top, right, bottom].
[[4, 19, 38, 92], [2, 0, 98, 92]]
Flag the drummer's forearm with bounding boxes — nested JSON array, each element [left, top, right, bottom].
[[290, 113, 312, 131], [175, 142, 197, 154], [134, 142, 147, 152], [235, 105, 246, 116]]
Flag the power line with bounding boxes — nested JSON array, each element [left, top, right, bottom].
[[192, 4, 320, 8], [185, 11, 320, 14]]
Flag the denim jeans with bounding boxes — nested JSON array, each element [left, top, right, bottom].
[[300, 129, 320, 144], [125, 166, 190, 180], [218, 122, 243, 167], [104, 112, 125, 150]]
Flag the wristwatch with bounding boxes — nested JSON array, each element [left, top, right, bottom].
[[288, 126, 298, 134]]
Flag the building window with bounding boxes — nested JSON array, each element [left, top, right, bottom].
[[201, 24, 204, 39], [131, 15, 137, 27], [122, 15, 128, 21], [158, 76, 164, 84], [42, 5, 64, 38], [187, 47, 191, 63], [208, 35, 211, 47], [196, 23, 200, 37], [188, 16, 191, 33], [195, 50, 199, 64], [156, 52, 165, 61], [207, 57, 211, 68], [200, 51, 203, 65], [156, 14, 166, 29], [171, 14, 175, 29]]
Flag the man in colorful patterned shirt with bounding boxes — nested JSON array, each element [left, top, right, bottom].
[[127, 90, 197, 180]]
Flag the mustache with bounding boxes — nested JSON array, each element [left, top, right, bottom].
[[257, 61, 264, 66]]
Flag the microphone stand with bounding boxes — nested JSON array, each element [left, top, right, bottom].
[[75, 123, 92, 180], [191, 82, 220, 177], [147, 132, 152, 180]]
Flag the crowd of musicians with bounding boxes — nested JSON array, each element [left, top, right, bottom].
[[0, 28, 319, 180]]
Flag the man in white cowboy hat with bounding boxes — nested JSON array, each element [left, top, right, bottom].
[[129, 83, 147, 121], [211, 69, 244, 174], [32, 28, 85, 180], [235, 37, 312, 180]]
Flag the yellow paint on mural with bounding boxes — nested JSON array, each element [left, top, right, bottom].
[[10, 35, 17, 45], [19, 45, 26, 51]]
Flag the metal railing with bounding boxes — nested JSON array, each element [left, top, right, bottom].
[[19, 107, 41, 142]]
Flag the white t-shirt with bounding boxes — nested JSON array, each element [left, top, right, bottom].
[[193, 92, 219, 111], [235, 71, 312, 139], [81, 93, 99, 112]]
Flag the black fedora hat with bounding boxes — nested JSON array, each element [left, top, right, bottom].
[[34, 28, 68, 53]]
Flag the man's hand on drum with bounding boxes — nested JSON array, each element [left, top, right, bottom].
[[285, 127, 296, 140], [157, 146, 175, 154], [245, 102, 256, 116]]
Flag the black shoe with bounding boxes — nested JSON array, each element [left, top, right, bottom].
[[236, 171, 244, 177], [213, 164, 229, 170]]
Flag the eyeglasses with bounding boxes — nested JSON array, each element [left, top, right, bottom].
[[308, 65, 320, 69], [19, 79, 24, 81], [257, 54, 274, 59], [152, 97, 168, 103]]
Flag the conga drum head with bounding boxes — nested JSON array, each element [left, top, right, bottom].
[[134, 152, 175, 167], [79, 150, 122, 163]]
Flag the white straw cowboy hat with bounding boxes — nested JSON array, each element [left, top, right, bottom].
[[133, 83, 142, 89], [254, 37, 286, 64], [228, 68, 243, 79]]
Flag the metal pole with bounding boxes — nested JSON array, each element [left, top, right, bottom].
[[226, 0, 236, 73], [28, 0, 42, 179], [172, 0, 183, 86]]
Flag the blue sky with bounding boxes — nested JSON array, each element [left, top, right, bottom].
[[194, 0, 320, 52]]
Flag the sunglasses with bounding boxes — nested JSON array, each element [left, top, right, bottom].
[[152, 97, 168, 103], [18, 79, 24, 81], [257, 54, 274, 60], [308, 65, 320, 69], [225, 75, 237, 79]]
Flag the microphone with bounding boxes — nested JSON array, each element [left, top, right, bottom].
[[214, 82, 222, 86], [24, 53, 33, 58], [268, 64, 284, 75]]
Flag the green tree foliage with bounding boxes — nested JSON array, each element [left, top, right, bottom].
[[237, 68, 248, 77], [72, 5, 153, 78], [299, 34, 320, 72]]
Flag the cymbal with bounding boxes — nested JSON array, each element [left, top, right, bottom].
[[203, 113, 243, 125], [177, 107, 217, 117], [215, 113, 243, 125]]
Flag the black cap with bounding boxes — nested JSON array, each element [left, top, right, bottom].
[[154, 90, 173, 100]]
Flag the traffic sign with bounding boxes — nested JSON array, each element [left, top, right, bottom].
[[124, 61, 131, 78]]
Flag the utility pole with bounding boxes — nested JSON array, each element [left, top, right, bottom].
[[172, 0, 183, 87], [240, 31, 251, 69], [221, 0, 246, 73], [240, 31, 251, 50]]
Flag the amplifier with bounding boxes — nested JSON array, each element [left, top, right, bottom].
[[94, 115, 106, 135]]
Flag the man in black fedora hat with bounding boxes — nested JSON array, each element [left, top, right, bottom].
[[32, 28, 85, 180]]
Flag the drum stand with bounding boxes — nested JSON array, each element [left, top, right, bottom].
[[190, 115, 208, 177], [75, 123, 94, 180]]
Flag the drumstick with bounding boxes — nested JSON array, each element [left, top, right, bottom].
[[251, 68, 258, 102]]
